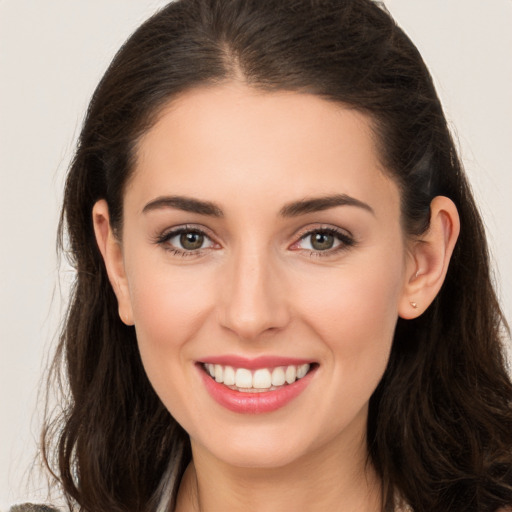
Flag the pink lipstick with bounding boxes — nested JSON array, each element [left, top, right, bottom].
[[197, 356, 317, 414]]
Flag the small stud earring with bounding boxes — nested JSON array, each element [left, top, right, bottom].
[[410, 301, 418, 309]]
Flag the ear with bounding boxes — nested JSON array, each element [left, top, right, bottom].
[[398, 196, 460, 319], [92, 199, 134, 326]]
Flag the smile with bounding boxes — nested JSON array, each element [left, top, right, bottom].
[[198, 358, 317, 414], [203, 363, 311, 392]]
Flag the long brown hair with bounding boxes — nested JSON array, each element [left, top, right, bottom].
[[43, 1, 512, 511]]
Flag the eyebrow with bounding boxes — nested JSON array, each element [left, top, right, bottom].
[[142, 193, 374, 217], [142, 196, 224, 217], [279, 194, 375, 217]]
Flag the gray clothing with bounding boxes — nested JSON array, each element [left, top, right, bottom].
[[9, 505, 59, 512]]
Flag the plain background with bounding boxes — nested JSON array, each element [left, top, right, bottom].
[[1, 0, 511, 508]]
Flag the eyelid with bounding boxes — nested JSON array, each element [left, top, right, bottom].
[[293, 223, 354, 240], [153, 224, 220, 254], [289, 224, 356, 255], [153, 223, 355, 257]]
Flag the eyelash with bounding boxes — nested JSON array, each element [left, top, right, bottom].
[[153, 225, 216, 257], [153, 225, 356, 258], [292, 226, 356, 257]]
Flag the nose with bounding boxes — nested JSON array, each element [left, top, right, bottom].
[[218, 247, 290, 340]]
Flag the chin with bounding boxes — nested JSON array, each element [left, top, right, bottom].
[[189, 412, 350, 471], [204, 438, 311, 469]]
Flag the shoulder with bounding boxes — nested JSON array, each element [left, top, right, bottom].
[[9, 505, 60, 512]]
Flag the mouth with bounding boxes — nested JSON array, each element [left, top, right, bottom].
[[201, 362, 314, 393], [196, 358, 318, 413]]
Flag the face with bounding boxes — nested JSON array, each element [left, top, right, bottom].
[[110, 83, 414, 469]]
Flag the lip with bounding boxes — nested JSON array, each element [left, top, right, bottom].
[[197, 359, 317, 414], [199, 354, 314, 369]]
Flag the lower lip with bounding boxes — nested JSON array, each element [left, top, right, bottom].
[[198, 364, 316, 414]]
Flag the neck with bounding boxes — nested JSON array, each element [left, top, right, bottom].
[[175, 421, 381, 512]]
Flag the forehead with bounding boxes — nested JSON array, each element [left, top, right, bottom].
[[128, 83, 399, 219]]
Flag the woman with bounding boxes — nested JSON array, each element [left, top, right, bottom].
[[19, 0, 512, 511]]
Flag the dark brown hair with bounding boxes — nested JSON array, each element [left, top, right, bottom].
[[43, 1, 512, 511]]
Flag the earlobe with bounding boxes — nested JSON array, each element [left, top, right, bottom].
[[92, 200, 134, 326], [399, 196, 460, 320]]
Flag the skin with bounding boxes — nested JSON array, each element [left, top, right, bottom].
[[93, 82, 459, 512]]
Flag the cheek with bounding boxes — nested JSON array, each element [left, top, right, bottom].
[[126, 262, 215, 386], [126, 267, 217, 429], [129, 262, 211, 339], [299, 254, 404, 369]]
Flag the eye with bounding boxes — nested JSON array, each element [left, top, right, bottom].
[[173, 231, 207, 251], [291, 227, 355, 256], [305, 231, 337, 251], [155, 226, 217, 255]]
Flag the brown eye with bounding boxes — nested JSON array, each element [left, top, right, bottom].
[[310, 232, 335, 251], [291, 227, 355, 256], [180, 231, 205, 250], [157, 227, 216, 254]]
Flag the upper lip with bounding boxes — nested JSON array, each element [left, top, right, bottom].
[[198, 355, 315, 369]]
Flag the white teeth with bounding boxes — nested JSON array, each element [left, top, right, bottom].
[[271, 367, 286, 386], [204, 363, 311, 390], [253, 369, 272, 389], [223, 365, 235, 385], [297, 363, 309, 379], [235, 368, 253, 388], [285, 365, 297, 384], [214, 364, 223, 383]]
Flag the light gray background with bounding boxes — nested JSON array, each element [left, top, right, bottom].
[[1, 0, 511, 508]]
